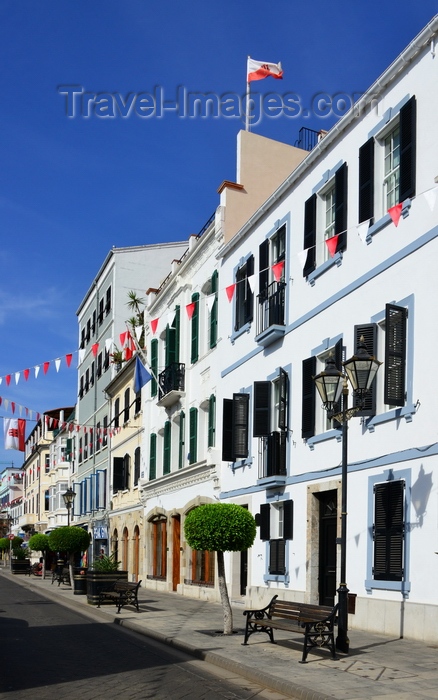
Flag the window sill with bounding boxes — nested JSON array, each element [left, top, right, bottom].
[[264, 573, 290, 584], [255, 324, 286, 348], [365, 579, 411, 594], [366, 403, 417, 432], [306, 428, 342, 450], [365, 199, 411, 244], [307, 252, 343, 287], [231, 321, 252, 343], [257, 474, 287, 488], [230, 457, 253, 471]]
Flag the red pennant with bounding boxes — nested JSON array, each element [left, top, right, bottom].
[[92, 343, 99, 357], [119, 332, 127, 347], [186, 302, 196, 320], [5, 375, 11, 386], [325, 234, 339, 258], [36, 413, 40, 422], [226, 284, 236, 302], [23, 369, 30, 381], [0, 397, 2, 406], [388, 203, 403, 227], [65, 353, 73, 367], [43, 362, 50, 375], [11, 402, 16, 414], [124, 346, 133, 361], [150, 318, 159, 334], [272, 260, 285, 282]]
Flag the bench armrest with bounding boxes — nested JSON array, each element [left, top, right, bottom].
[[243, 594, 278, 621]]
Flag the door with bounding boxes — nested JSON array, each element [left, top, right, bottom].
[[318, 490, 337, 606], [172, 515, 181, 591], [240, 549, 248, 595]]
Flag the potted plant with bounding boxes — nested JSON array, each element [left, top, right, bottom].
[[48, 526, 91, 593], [109, 347, 125, 371], [28, 533, 50, 578], [10, 538, 31, 574], [87, 552, 128, 605]]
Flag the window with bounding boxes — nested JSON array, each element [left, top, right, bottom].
[[134, 447, 140, 486], [123, 388, 130, 423], [95, 422, 100, 452], [260, 500, 293, 576], [163, 421, 171, 475], [102, 415, 108, 447], [84, 432, 88, 461], [151, 339, 158, 397], [191, 293, 200, 364], [209, 270, 218, 348], [358, 96, 416, 223], [135, 390, 141, 415], [191, 549, 215, 586], [98, 298, 104, 324], [235, 255, 254, 331], [258, 227, 286, 334], [85, 368, 90, 393], [178, 411, 185, 469], [151, 517, 167, 579], [302, 339, 343, 439], [97, 352, 103, 378], [113, 453, 130, 493], [149, 433, 157, 480], [373, 480, 404, 581], [78, 438, 83, 463], [104, 347, 110, 371], [303, 163, 348, 276], [44, 490, 50, 511], [80, 328, 86, 349], [79, 376, 84, 399], [90, 361, 95, 388], [92, 310, 96, 336], [384, 304, 407, 407], [222, 393, 249, 462], [86, 319, 91, 343], [208, 395, 216, 448], [254, 368, 288, 478], [189, 408, 198, 465], [89, 429, 93, 457], [114, 398, 120, 429], [105, 286, 112, 315]]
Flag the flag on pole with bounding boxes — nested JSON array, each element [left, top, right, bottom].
[[247, 58, 283, 82], [4, 418, 26, 452], [133, 356, 152, 394]]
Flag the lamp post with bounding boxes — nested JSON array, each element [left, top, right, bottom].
[[313, 337, 381, 654], [62, 488, 76, 527]]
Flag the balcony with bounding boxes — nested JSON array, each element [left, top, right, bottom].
[[157, 363, 185, 408], [255, 282, 286, 347], [258, 431, 287, 486]]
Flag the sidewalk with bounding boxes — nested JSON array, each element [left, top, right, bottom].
[[2, 567, 438, 700]]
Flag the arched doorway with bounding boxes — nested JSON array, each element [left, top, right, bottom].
[[133, 525, 140, 582], [122, 527, 129, 572], [112, 528, 119, 563]]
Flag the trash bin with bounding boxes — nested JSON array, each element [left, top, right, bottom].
[[73, 567, 88, 595]]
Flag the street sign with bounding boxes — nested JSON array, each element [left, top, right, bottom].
[[7, 534, 14, 540]]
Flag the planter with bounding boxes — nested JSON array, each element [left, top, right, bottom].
[[86, 570, 128, 605], [11, 558, 31, 575], [73, 567, 88, 595]]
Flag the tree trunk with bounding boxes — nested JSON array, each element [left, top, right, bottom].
[[216, 550, 233, 635]]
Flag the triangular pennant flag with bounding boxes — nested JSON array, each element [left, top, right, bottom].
[[134, 325, 143, 342], [18, 405, 23, 416], [11, 402, 15, 414], [35, 366, 40, 379], [325, 234, 339, 258], [424, 187, 437, 212], [247, 276, 253, 293], [150, 318, 159, 335], [357, 221, 370, 244], [65, 353, 73, 367], [5, 375, 11, 386], [186, 302, 196, 320], [388, 203, 403, 227], [92, 343, 99, 357], [206, 294, 216, 313], [272, 260, 285, 282], [15, 372, 20, 385], [43, 361, 50, 375], [4, 399, 9, 411], [134, 356, 152, 393], [23, 369, 30, 381], [55, 359, 61, 373], [124, 346, 133, 361], [105, 338, 113, 352], [226, 284, 236, 302], [119, 332, 127, 348], [78, 349, 85, 364], [298, 249, 309, 270]]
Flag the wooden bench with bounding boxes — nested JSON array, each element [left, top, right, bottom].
[[97, 579, 142, 613], [243, 595, 339, 663]]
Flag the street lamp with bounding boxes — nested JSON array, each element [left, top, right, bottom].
[[313, 337, 381, 654], [62, 488, 76, 527]]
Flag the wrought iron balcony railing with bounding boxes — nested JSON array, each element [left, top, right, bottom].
[[158, 362, 185, 402], [257, 281, 286, 336], [258, 431, 287, 480]]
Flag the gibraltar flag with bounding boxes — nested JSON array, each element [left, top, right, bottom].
[[4, 418, 26, 452], [247, 58, 283, 82]]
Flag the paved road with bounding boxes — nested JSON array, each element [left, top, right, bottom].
[[0, 576, 288, 700]]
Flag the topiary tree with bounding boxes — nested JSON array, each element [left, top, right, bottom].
[[11, 537, 24, 556], [49, 527, 91, 584], [0, 538, 9, 551], [28, 533, 50, 553], [184, 503, 256, 635]]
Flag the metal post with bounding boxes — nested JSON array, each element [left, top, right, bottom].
[[336, 379, 350, 653], [67, 504, 71, 527]]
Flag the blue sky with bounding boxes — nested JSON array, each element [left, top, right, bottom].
[[0, 0, 436, 469]]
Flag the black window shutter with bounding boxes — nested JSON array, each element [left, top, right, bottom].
[[259, 240, 270, 301], [269, 539, 286, 574], [233, 393, 249, 458], [384, 304, 407, 407], [246, 255, 254, 324], [222, 399, 234, 461], [302, 356, 316, 439], [335, 163, 348, 251], [260, 503, 270, 540], [113, 457, 124, 493], [373, 481, 404, 581], [359, 138, 374, 223], [303, 194, 316, 277], [331, 338, 344, 428], [253, 381, 271, 437], [354, 324, 378, 416], [267, 431, 287, 476], [283, 500, 293, 540], [399, 96, 416, 202], [278, 368, 289, 431]]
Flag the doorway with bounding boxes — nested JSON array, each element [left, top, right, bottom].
[[318, 490, 337, 606], [172, 515, 181, 591]]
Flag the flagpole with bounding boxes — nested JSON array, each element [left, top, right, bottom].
[[246, 56, 250, 132]]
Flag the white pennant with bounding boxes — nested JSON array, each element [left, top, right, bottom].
[[78, 348, 85, 364], [424, 187, 437, 212], [55, 358, 61, 373], [134, 325, 143, 342], [35, 366, 40, 379], [357, 221, 370, 244], [19, 405, 23, 416], [297, 249, 308, 270], [105, 338, 113, 352], [4, 399, 8, 411], [247, 275, 254, 293], [15, 372, 20, 385], [206, 294, 216, 313]]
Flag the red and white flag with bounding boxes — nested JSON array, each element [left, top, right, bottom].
[[247, 58, 283, 83], [4, 418, 26, 452]]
